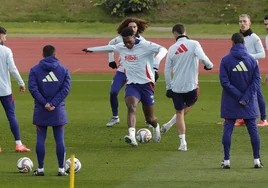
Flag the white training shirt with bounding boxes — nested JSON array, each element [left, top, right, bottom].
[[0, 45, 24, 96], [244, 33, 265, 60], [108, 35, 145, 72], [265, 35, 268, 51], [164, 37, 213, 93], [88, 40, 167, 84]]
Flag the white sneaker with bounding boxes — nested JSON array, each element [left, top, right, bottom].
[[221, 160, 230, 169], [178, 144, 187, 151], [160, 123, 171, 134], [106, 118, 120, 127], [124, 135, 138, 147], [153, 124, 161, 142], [254, 158, 263, 168]]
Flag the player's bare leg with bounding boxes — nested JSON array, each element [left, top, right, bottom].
[[124, 96, 139, 146], [176, 109, 187, 151], [143, 105, 160, 142]]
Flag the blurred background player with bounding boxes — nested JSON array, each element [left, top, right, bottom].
[[163, 24, 213, 151], [235, 14, 267, 126], [28, 45, 71, 176], [106, 17, 149, 127], [82, 27, 167, 146], [220, 33, 262, 168], [0, 26, 30, 153]]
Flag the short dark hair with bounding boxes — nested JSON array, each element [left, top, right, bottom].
[[172, 24, 185, 34], [121, 27, 134, 37], [231, 33, 244, 44], [43, 45, 55, 57], [0, 26, 7, 34], [264, 15, 268, 20]]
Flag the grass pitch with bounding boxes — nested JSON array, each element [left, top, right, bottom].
[[0, 74, 268, 188]]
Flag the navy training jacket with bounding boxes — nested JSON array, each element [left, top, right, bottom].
[[28, 56, 71, 126], [220, 43, 260, 119]]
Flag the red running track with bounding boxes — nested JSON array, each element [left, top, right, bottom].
[[6, 38, 268, 74]]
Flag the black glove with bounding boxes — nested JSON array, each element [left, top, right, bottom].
[[109, 61, 118, 69], [166, 89, 173, 98], [204, 65, 212, 70], [154, 67, 159, 82], [82, 48, 92, 53]]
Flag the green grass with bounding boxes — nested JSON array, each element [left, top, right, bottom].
[[1, 74, 268, 188], [1, 0, 268, 24], [1, 22, 267, 39]]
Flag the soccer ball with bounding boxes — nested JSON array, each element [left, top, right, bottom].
[[65, 157, 82, 174], [17, 157, 33, 173], [136, 128, 152, 143]]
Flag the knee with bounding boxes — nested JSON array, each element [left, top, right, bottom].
[[126, 104, 137, 113], [110, 90, 119, 96]]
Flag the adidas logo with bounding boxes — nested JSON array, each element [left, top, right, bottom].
[[42, 71, 59, 82], [232, 61, 248, 72], [175, 44, 188, 55]]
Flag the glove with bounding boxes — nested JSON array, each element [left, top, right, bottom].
[[82, 48, 92, 53], [109, 61, 118, 69], [204, 66, 212, 71], [166, 89, 173, 98], [154, 67, 159, 82]]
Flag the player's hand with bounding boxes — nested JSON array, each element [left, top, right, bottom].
[[19, 85, 25, 94], [109, 61, 118, 69], [45, 103, 55, 111], [154, 67, 159, 82], [82, 48, 92, 53], [204, 66, 212, 71], [166, 89, 173, 98]]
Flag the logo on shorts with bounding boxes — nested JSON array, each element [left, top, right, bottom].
[[151, 95, 154, 103], [125, 55, 138, 61]]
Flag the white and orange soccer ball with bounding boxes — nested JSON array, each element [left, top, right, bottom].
[[65, 157, 82, 174], [136, 128, 152, 144], [17, 157, 33, 173]]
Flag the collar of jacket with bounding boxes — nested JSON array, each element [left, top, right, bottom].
[[240, 28, 253, 37], [176, 35, 189, 41]]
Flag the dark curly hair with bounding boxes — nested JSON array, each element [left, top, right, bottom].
[[117, 17, 149, 35]]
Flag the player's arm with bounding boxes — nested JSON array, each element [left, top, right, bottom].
[[50, 69, 71, 107], [82, 45, 118, 53], [108, 37, 119, 69], [194, 41, 214, 70], [164, 52, 173, 98], [147, 41, 167, 70], [250, 36, 265, 60], [239, 60, 261, 105], [219, 60, 243, 101], [7, 49, 25, 90], [28, 68, 47, 106]]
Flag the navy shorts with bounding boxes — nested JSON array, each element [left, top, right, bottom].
[[125, 83, 154, 106], [172, 88, 199, 110]]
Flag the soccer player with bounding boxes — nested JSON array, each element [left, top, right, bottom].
[[106, 17, 149, 127], [220, 33, 262, 168], [28, 45, 71, 176], [163, 24, 213, 151], [82, 27, 167, 146], [0, 26, 30, 153], [235, 14, 267, 126], [264, 15, 268, 50]]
